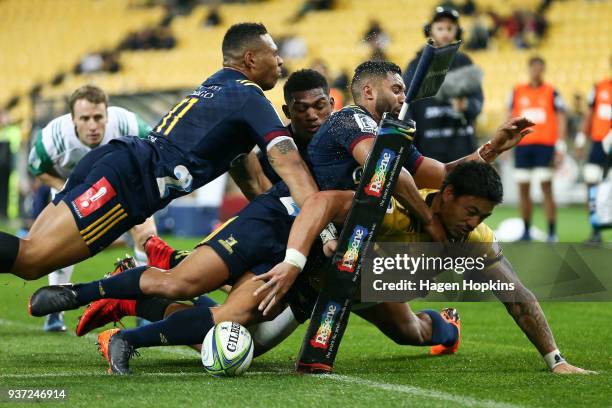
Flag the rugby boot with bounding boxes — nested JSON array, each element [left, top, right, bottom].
[[430, 307, 461, 355]]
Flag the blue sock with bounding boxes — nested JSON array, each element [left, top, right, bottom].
[[0, 232, 20, 273], [421, 309, 458, 347], [74, 266, 147, 304], [121, 305, 214, 348], [548, 221, 556, 236], [192, 294, 218, 308]]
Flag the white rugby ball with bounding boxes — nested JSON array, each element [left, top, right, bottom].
[[201, 321, 254, 377]]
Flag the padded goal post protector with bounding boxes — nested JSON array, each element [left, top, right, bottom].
[[296, 41, 462, 374]]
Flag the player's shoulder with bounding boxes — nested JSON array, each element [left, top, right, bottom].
[[343, 105, 378, 133], [467, 222, 496, 243], [42, 113, 73, 139]]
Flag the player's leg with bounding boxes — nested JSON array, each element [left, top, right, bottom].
[[353, 302, 460, 353], [128, 216, 157, 266], [3, 200, 90, 280], [584, 143, 605, 242], [514, 146, 533, 241], [540, 177, 557, 242]]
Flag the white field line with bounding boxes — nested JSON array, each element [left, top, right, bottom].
[[1, 318, 526, 408], [325, 375, 526, 408]]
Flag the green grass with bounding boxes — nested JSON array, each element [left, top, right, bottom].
[[1, 207, 611, 407]]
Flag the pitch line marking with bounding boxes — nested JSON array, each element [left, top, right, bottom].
[[325, 375, 526, 408]]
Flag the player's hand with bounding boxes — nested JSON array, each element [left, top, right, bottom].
[[423, 213, 448, 242], [252, 262, 301, 316], [552, 362, 597, 375], [490, 117, 535, 153], [323, 239, 338, 257]]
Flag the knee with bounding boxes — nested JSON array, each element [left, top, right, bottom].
[[158, 278, 194, 300]]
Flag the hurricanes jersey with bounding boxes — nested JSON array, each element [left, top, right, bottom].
[[28, 106, 150, 179], [379, 189, 502, 262]]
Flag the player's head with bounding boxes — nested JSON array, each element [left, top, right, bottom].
[[351, 61, 405, 122], [528, 55, 546, 83], [438, 162, 503, 239], [69, 85, 108, 148], [222, 22, 283, 91], [282, 69, 333, 141], [424, 6, 462, 47]]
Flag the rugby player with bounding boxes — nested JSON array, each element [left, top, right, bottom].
[[29, 63, 535, 373], [254, 162, 593, 374], [28, 85, 157, 331], [0, 22, 319, 281]]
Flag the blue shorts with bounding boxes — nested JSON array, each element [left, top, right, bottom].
[[588, 141, 606, 165], [53, 142, 151, 255], [514, 144, 555, 169], [197, 194, 294, 285]]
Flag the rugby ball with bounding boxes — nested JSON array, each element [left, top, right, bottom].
[[201, 321, 254, 377]]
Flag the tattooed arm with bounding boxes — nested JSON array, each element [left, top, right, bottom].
[[267, 138, 318, 207], [482, 257, 593, 373]]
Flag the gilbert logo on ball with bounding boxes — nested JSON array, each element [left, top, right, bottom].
[[201, 321, 253, 377]]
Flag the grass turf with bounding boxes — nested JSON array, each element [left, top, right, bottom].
[[0, 206, 611, 407]]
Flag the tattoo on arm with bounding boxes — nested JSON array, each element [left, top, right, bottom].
[[269, 140, 297, 164], [489, 258, 557, 355]]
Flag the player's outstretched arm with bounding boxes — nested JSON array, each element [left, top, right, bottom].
[[229, 151, 273, 200], [253, 190, 352, 315], [36, 172, 66, 191], [413, 117, 535, 189], [267, 139, 319, 207], [484, 257, 595, 374]]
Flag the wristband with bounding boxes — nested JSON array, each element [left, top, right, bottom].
[[555, 139, 567, 154], [543, 349, 566, 370], [574, 132, 587, 148], [283, 248, 307, 272], [477, 141, 498, 164], [320, 223, 338, 245]]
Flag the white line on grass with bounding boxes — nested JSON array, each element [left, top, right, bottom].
[[325, 375, 525, 408], [0, 318, 524, 407]]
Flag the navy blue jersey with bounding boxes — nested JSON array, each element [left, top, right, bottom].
[[113, 68, 290, 211], [266, 104, 423, 199]]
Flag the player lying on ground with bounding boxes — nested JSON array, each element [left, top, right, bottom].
[[28, 84, 158, 331], [253, 162, 593, 374], [27, 62, 535, 321], [0, 22, 319, 281]]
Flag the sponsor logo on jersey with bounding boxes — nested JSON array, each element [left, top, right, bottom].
[[353, 113, 378, 133], [337, 225, 369, 273], [309, 301, 341, 350], [218, 235, 238, 254], [364, 148, 396, 197], [72, 177, 116, 218]]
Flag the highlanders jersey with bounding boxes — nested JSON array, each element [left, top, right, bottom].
[[117, 68, 291, 211], [28, 106, 150, 179]]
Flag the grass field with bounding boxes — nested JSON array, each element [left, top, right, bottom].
[[1, 206, 611, 407]]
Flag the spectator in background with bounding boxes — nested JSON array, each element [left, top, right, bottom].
[[508, 56, 566, 242], [290, 0, 335, 23], [403, 7, 484, 163], [466, 12, 490, 50], [310, 59, 344, 110], [363, 19, 390, 61], [278, 34, 307, 60], [566, 93, 585, 146], [575, 61, 611, 243], [203, 5, 222, 27]]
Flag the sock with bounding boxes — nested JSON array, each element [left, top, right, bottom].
[[192, 294, 218, 308], [135, 298, 175, 322], [121, 305, 214, 348], [523, 220, 531, 237], [169, 250, 192, 268], [74, 266, 147, 304], [421, 310, 458, 347], [0, 232, 20, 273], [133, 246, 148, 267], [48, 265, 74, 286], [548, 221, 556, 237]]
